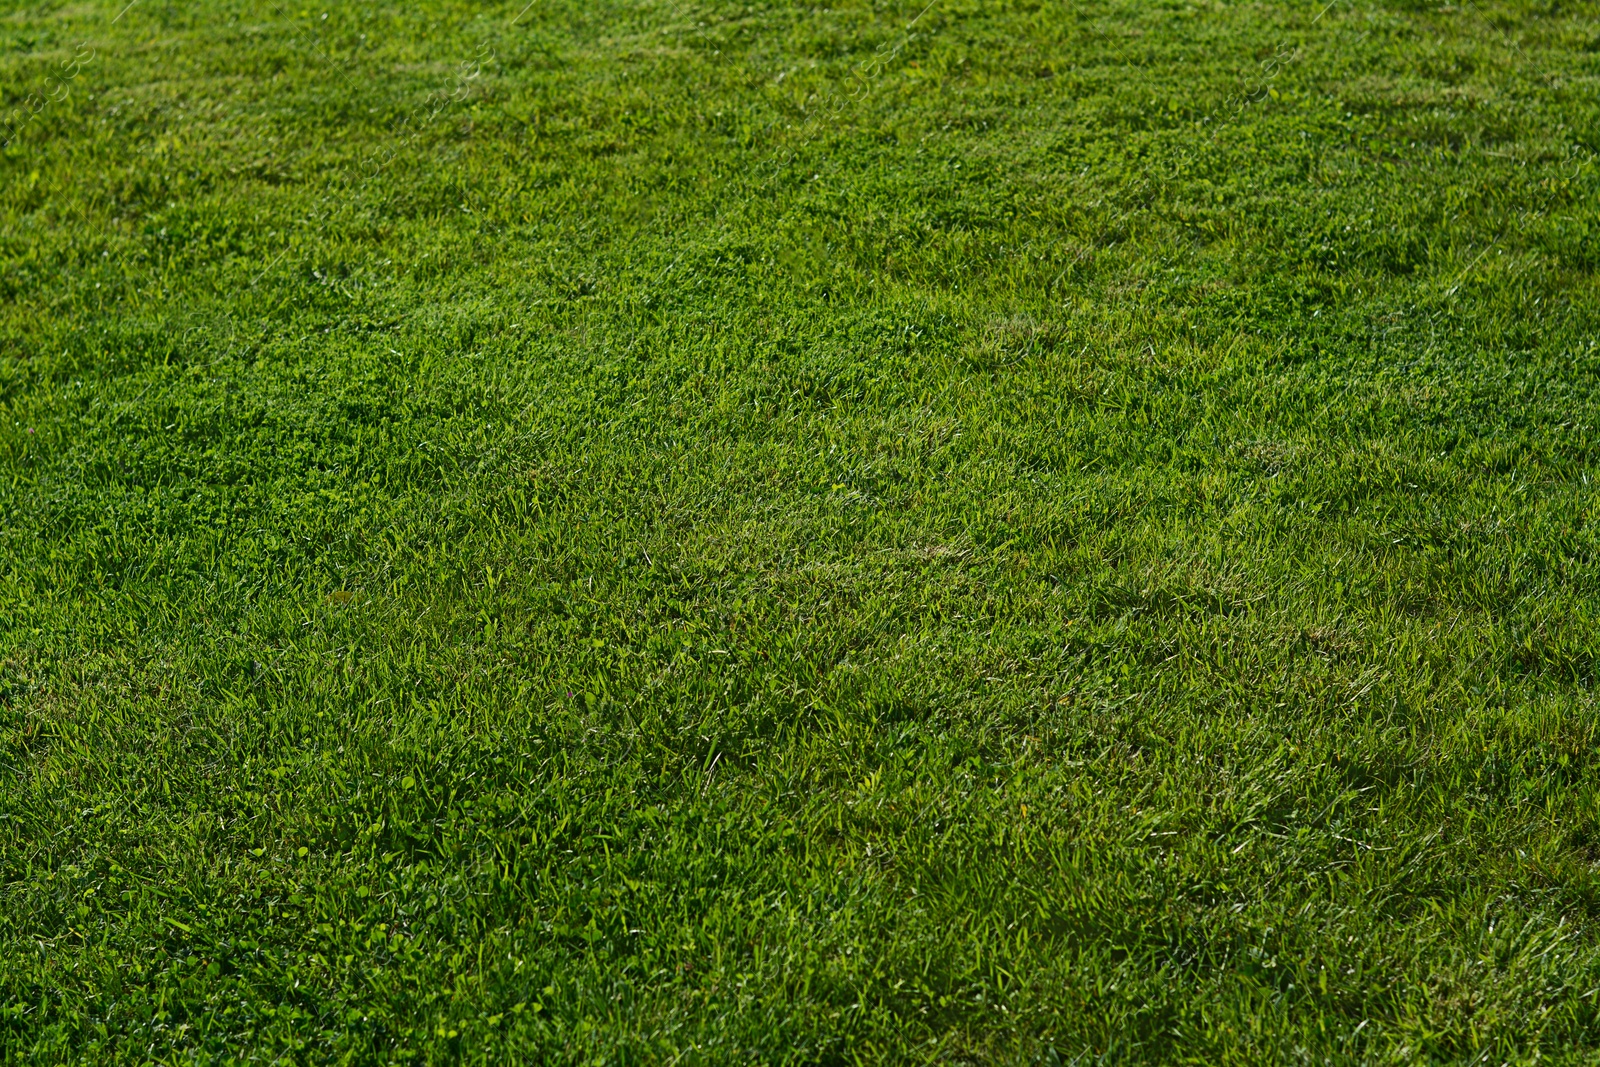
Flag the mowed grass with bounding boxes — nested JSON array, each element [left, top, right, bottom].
[[4, 0, 1600, 1060]]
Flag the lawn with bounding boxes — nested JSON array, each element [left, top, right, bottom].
[[3, 0, 1600, 1061]]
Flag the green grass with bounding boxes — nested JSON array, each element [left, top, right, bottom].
[[4, 0, 1600, 1060]]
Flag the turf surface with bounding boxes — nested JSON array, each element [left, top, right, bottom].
[[4, 0, 1600, 1061]]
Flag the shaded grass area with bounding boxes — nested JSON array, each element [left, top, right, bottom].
[[4, 0, 1600, 1060]]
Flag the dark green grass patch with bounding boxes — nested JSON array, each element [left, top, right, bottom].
[[4, 0, 1600, 1061]]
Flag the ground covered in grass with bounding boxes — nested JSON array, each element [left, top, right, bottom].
[[3, 0, 1600, 1061]]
